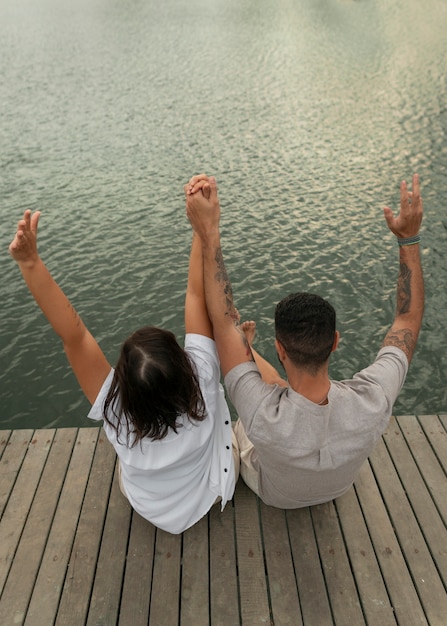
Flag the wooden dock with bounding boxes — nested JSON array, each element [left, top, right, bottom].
[[0, 414, 446, 625]]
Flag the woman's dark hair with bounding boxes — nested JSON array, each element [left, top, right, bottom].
[[275, 293, 336, 375], [103, 326, 206, 446]]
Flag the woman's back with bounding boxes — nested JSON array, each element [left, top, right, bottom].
[[89, 334, 235, 534]]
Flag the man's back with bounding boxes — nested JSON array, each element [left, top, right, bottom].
[[226, 346, 407, 508]]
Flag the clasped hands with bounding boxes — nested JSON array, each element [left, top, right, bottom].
[[184, 174, 221, 240]]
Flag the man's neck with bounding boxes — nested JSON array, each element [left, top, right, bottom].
[[285, 364, 331, 406]]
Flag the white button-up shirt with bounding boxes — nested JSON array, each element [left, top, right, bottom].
[[88, 333, 235, 534]]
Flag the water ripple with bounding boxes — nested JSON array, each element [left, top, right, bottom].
[[1, 0, 446, 427]]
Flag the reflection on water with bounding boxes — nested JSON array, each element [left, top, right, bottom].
[[1, 0, 446, 428]]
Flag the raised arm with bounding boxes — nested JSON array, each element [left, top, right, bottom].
[[185, 230, 213, 338], [382, 174, 424, 364], [9, 210, 111, 404], [185, 176, 254, 376]]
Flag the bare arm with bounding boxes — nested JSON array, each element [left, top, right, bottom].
[[238, 321, 287, 387], [9, 210, 111, 404], [185, 177, 254, 376], [249, 346, 288, 387], [185, 231, 213, 338], [382, 174, 424, 364]]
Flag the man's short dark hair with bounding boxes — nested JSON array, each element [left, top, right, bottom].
[[274, 293, 336, 374]]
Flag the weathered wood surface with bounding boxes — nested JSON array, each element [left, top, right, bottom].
[[0, 415, 445, 625]]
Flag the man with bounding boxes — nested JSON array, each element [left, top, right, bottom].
[[185, 174, 424, 508]]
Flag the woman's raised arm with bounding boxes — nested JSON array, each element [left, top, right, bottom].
[[9, 210, 111, 404]]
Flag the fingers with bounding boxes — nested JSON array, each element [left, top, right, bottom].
[[18, 209, 33, 230], [184, 173, 219, 193], [400, 179, 408, 210], [184, 180, 205, 196], [30, 210, 41, 233], [11, 210, 39, 251], [9, 216, 28, 257], [401, 175, 423, 232], [202, 183, 211, 200], [208, 176, 218, 201], [401, 174, 421, 209], [384, 174, 423, 238], [184, 181, 212, 203], [411, 173, 423, 211], [185, 173, 209, 196], [189, 173, 208, 186], [383, 206, 394, 229], [412, 173, 420, 198], [17, 210, 28, 232]]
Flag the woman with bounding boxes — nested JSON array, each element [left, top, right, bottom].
[[9, 190, 238, 534]]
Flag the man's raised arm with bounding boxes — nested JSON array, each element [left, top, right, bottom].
[[382, 173, 424, 364], [185, 175, 254, 376]]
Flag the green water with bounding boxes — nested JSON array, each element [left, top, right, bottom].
[[1, 0, 446, 429]]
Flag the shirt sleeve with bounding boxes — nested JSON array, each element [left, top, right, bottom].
[[224, 361, 285, 433], [87, 368, 114, 422], [344, 346, 409, 410], [184, 334, 221, 387]]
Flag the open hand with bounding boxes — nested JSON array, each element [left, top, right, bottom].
[[9, 209, 41, 267], [383, 174, 423, 239]]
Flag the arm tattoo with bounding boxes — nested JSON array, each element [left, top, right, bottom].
[[396, 261, 412, 315], [383, 327, 416, 362], [214, 247, 238, 320]]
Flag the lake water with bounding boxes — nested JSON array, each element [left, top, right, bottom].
[[1, 0, 446, 429]]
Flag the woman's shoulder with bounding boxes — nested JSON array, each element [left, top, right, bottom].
[[87, 368, 114, 421], [184, 333, 218, 362], [184, 333, 221, 387]]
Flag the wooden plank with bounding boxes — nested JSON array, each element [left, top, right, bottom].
[[209, 498, 239, 625], [417, 414, 447, 472], [0, 431, 11, 460], [383, 416, 447, 587], [118, 511, 156, 626], [0, 429, 55, 595], [0, 428, 77, 626], [259, 502, 302, 625], [0, 421, 442, 626], [0, 429, 34, 517], [355, 459, 428, 625], [439, 414, 447, 433], [311, 501, 366, 625], [54, 432, 116, 626], [86, 462, 133, 626], [25, 427, 99, 625], [233, 480, 270, 625], [371, 432, 447, 624], [180, 514, 209, 626], [149, 529, 182, 625], [286, 507, 333, 626], [396, 415, 447, 524], [335, 488, 397, 625]]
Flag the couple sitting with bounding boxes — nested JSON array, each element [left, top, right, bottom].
[[9, 173, 423, 534]]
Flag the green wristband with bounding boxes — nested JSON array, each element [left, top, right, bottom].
[[397, 234, 421, 246]]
